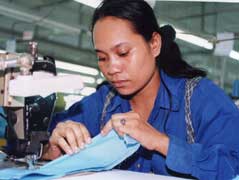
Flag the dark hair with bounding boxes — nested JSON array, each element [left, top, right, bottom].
[[91, 0, 207, 78], [91, 0, 207, 132]]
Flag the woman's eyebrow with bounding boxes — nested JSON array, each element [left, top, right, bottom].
[[95, 49, 104, 53], [114, 42, 129, 49], [95, 42, 129, 53]]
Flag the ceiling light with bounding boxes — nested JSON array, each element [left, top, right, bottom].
[[0, 49, 6, 53], [81, 87, 96, 96], [64, 95, 84, 109], [0, 3, 87, 34], [229, 50, 239, 61], [175, 29, 213, 50], [55, 60, 99, 76], [80, 76, 96, 84], [58, 72, 95, 84], [96, 78, 104, 84], [73, 0, 102, 8]]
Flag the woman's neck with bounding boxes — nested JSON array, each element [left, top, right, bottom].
[[130, 68, 160, 115]]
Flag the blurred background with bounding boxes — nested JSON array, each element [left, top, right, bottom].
[[0, 0, 239, 108]]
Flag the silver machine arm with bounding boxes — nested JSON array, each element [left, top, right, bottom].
[[0, 53, 33, 73], [0, 42, 83, 169], [0, 42, 56, 169]]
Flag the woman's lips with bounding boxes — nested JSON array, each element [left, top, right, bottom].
[[112, 80, 128, 88]]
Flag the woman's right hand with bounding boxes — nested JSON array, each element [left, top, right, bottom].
[[42, 120, 92, 160]]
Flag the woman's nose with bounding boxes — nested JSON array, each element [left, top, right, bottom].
[[107, 58, 122, 75]]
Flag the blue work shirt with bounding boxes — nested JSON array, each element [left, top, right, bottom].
[[0, 107, 7, 138], [49, 71, 239, 180]]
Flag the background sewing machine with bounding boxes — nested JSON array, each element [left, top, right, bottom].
[[0, 42, 83, 169]]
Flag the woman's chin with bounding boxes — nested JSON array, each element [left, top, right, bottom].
[[115, 87, 135, 96]]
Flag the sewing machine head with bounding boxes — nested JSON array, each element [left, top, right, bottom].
[[0, 42, 84, 169], [0, 42, 58, 169]]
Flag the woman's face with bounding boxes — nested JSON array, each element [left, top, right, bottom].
[[93, 16, 161, 96]]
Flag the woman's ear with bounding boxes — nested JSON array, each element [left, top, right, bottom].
[[149, 32, 161, 58]]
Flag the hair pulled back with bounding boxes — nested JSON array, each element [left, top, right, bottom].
[[91, 0, 206, 78]]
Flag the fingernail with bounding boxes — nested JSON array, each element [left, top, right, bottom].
[[80, 143, 85, 149], [67, 149, 73, 155], [76, 148, 80, 153], [86, 138, 91, 144], [101, 130, 105, 136], [74, 147, 78, 153]]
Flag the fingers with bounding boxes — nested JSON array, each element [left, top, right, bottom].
[[101, 119, 113, 136], [49, 120, 92, 155], [80, 125, 92, 144], [67, 123, 84, 149], [41, 144, 62, 160], [101, 112, 139, 137], [58, 136, 74, 154], [65, 126, 80, 153], [101, 114, 125, 136], [49, 129, 74, 155]]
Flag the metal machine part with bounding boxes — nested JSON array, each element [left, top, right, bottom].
[[0, 41, 83, 169], [4, 93, 56, 169], [0, 53, 33, 75], [0, 42, 57, 169]]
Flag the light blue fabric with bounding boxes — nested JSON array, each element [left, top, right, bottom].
[[233, 176, 239, 180], [0, 130, 140, 180]]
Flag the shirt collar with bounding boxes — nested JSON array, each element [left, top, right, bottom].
[[156, 70, 184, 111], [106, 92, 131, 113]]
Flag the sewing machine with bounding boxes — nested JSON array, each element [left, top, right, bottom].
[[0, 42, 83, 169]]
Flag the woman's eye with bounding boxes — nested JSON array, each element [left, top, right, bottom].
[[118, 51, 129, 57], [98, 57, 106, 61]]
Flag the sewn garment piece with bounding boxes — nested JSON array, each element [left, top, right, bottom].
[[234, 176, 239, 180], [0, 130, 140, 180]]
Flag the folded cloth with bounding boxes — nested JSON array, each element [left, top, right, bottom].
[[233, 176, 239, 180], [0, 130, 140, 180]]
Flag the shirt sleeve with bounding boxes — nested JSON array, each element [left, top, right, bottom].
[[48, 85, 108, 136], [166, 79, 239, 180]]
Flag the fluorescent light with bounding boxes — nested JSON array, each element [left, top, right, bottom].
[[58, 72, 95, 84], [55, 60, 99, 76], [64, 95, 84, 109], [0, 3, 86, 34], [96, 78, 104, 84], [80, 76, 95, 84], [81, 87, 96, 96], [229, 50, 239, 61], [0, 49, 6, 53], [161, 25, 214, 50], [100, 72, 105, 77], [175, 28, 213, 50], [73, 0, 102, 8]]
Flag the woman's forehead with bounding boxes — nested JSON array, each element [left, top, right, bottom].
[[93, 16, 136, 36], [93, 20, 144, 52]]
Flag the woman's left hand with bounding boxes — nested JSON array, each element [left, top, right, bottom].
[[101, 111, 169, 155]]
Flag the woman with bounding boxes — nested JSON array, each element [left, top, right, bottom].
[[43, 0, 239, 179]]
